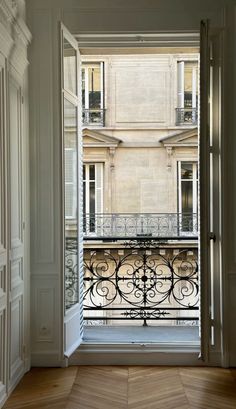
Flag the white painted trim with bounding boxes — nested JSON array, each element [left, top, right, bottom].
[[76, 32, 200, 49]]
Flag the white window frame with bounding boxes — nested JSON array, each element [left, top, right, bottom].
[[82, 62, 104, 110], [177, 60, 198, 109]]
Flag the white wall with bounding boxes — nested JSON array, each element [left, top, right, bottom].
[[26, 0, 236, 366]]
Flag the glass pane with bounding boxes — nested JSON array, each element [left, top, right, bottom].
[[89, 182, 95, 213], [64, 37, 77, 95], [184, 62, 198, 108], [82, 68, 85, 108], [182, 181, 193, 213], [88, 67, 101, 109], [89, 164, 95, 181], [64, 98, 78, 309], [89, 181, 95, 232], [181, 163, 193, 179]]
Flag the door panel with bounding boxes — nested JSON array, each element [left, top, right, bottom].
[[200, 21, 223, 364], [0, 53, 7, 403], [61, 24, 83, 357], [9, 77, 24, 389]]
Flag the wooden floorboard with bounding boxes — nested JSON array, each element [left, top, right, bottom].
[[3, 366, 236, 409], [128, 367, 190, 409], [3, 367, 78, 409]]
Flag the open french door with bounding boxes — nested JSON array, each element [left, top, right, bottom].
[[60, 24, 83, 357], [200, 21, 223, 364]]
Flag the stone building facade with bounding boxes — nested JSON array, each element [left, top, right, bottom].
[[81, 52, 199, 230]]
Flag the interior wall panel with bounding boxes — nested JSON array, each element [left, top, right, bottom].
[[30, 9, 55, 268], [8, 72, 25, 391], [9, 296, 23, 385], [0, 309, 6, 402]]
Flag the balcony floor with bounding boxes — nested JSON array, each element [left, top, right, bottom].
[[83, 325, 200, 345]]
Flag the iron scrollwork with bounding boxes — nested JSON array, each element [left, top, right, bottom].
[[83, 245, 199, 325]]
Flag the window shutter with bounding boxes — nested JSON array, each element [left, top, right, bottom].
[[65, 148, 76, 218], [95, 163, 103, 214]]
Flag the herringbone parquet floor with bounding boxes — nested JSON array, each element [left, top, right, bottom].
[[3, 366, 236, 409]]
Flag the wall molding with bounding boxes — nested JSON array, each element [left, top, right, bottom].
[[0, 0, 17, 24]]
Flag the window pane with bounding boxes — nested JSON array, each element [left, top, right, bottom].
[[184, 61, 198, 108], [82, 68, 85, 107], [181, 163, 193, 179], [63, 38, 77, 95], [89, 181, 95, 232], [89, 164, 95, 181], [89, 182, 95, 214], [181, 181, 193, 213], [83, 181, 86, 214], [88, 67, 101, 109]]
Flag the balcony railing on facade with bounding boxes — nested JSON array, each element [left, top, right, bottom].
[[82, 108, 105, 127], [175, 107, 198, 125], [83, 213, 198, 241], [65, 236, 199, 326]]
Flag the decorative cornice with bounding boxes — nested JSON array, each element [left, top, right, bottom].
[[160, 128, 198, 147], [14, 16, 32, 47], [0, 0, 17, 23], [83, 128, 122, 148], [0, 20, 14, 57], [0, 1, 31, 62]]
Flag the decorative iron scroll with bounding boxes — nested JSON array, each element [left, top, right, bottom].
[[83, 245, 199, 326]]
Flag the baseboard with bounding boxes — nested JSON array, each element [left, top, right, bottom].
[[31, 352, 64, 367], [0, 386, 7, 409]]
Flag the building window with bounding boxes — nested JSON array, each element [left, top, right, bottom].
[[176, 61, 198, 125], [83, 163, 103, 233], [82, 62, 105, 126], [178, 162, 198, 233]]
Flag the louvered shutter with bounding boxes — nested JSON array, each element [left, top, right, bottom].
[[65, 148, 76, 219], [61, 23, 83, 357]]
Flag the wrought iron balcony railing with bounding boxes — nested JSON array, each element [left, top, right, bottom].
[[65, 237, 199, 326], [83, 213, 198, 240], [175, 107, 198, 125], [82, 108, 105, 126]]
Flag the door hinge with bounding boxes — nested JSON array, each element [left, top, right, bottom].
[[209, 232, 216, 242]]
